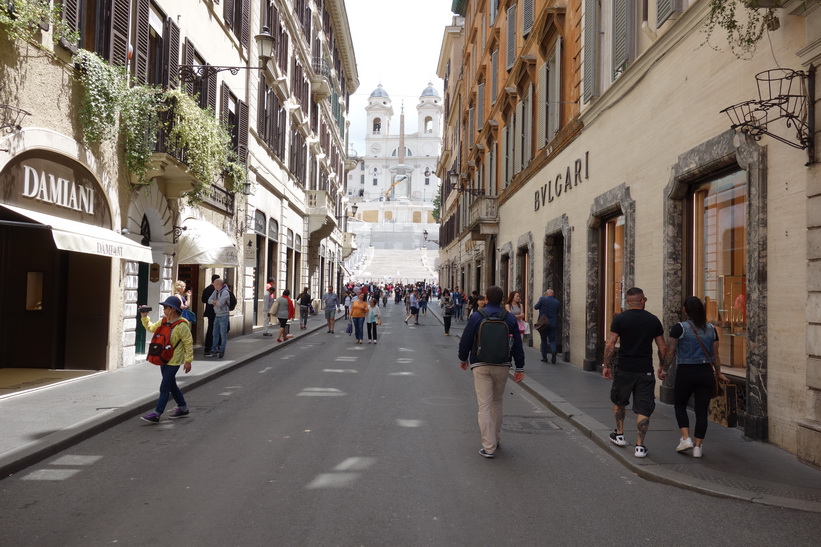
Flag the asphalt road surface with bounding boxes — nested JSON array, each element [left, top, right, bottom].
[[2, 303, 820, 546]]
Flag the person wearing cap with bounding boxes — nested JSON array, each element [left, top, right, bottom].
[[208, 278, 231, 358], [201, 274, 221, 356], [139, 296, 194, 423]]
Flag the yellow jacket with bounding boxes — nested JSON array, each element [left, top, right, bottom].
[[141, 316, 194, 366]]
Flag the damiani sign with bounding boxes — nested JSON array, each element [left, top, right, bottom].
[[22, 164, 96, 215]]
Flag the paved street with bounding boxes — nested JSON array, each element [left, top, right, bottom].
[[1, 302, 820, 546]]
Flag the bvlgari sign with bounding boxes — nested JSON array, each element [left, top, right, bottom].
[[0, 150, 111, 228]]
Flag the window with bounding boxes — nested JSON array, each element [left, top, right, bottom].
[[186, 40, 217, 111], [538, 39, 562, 146], [583, 0, 637, 102], [373, 118, 382, 133], [224, 0, 250, 47], [61, 0, 129, 66], [491, 49, 498, 104], [222, 83, 249, 164], [688, 170, 747, 370], [506, 5, 517, 70], [373, 178, 378, 185], [132, 1, 179, 88], [522, 0, 534, 36], [425, 178, 430, 186], [360, 175, 365, 185]]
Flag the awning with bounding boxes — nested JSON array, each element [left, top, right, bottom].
[[176, 218, 239, 267], [0, 204, 152, 263], [338, 263, 351, 276]]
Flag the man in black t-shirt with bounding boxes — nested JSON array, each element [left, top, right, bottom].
[[601, 287, 667, 459]]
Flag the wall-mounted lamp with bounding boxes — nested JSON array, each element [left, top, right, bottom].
[[448, 169, 485, 196], [179, 27, 275, 83], [423, 229, 440, 245], [242, 181, 253, 196]]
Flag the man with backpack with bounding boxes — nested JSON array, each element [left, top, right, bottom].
[[207, 278, 231, 358], [458, 286, 525, 459], [139, 296, 194, 423]]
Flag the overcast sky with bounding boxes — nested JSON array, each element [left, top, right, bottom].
[[345, 1, 456, 156]]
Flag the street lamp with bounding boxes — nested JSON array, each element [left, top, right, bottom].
[[448, 169, 485, 196], [179, 27, 275, 83], [423, 229, 439, 245]]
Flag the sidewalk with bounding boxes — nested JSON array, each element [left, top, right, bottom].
[[424, 301, 821, 513], [3, 304, 821, 513], [0, 317, 334, 481]]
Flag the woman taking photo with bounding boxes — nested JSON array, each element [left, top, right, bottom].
[[350, 292, 368, 344], [661, 296, 728, 458]]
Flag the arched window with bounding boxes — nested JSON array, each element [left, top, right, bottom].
[[424, 116, 433, 133], [373, 118, 382, 133]]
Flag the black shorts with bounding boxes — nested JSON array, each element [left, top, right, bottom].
[[278, 318, 288, 327], [610, 370, 656, 416], [411, 306, 419, 315]]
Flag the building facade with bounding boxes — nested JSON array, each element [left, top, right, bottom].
[[0, 0, 358, 371], [438, 0, 821, 466]]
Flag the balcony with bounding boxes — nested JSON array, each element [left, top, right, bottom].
[[467, 196, 499, 241], [311, 57, 332, 102], [146, 95, 197, 196], [306, 190, 338, 240], [342, 231, 357, 259]]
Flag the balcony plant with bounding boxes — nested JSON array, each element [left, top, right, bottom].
[[73, 49, 124, 143], [0, 0, 77, 46], [704, 1, 806, 58]]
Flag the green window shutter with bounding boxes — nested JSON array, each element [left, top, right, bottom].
[[582, 0, 597, 102]]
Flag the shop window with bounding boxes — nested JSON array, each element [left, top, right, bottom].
[[688, 169, 747, 371], [602, 214, 625, 333]]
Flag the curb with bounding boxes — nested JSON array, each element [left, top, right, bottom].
[[426, 301, 821, 513], [0, 318, 334, 480]]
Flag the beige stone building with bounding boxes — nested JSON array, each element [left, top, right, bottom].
[[0, 1, 357, 371], [438, 0, 821, 466]]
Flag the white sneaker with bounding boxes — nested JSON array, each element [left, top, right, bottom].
[[634, 445, 648, 458], [676, 437, 694, 452], [693, 445, 703, 458]]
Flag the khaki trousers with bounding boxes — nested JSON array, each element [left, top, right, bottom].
[[472, 365, 510, 453]]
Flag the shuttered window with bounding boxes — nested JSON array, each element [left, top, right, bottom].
[[491, 50, 498, 104], [522, 0, 534, 37], [514, 101, 523, 173], [523, 85, 532, 168], [547, 39, 562, 141], [162, 18, 179, 89], [477, 82, 485, 127], [656, 0, 681, 27], [506, 5, 516, 70], [60, 0, 130, 67], [133, 0, 150, 84], [582, 0, 598, 102], [612, 0, 635, 80], [537, 63, 546, 147], [468, 107, 475, 149]]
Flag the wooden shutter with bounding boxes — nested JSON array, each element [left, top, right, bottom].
[[224, 0, 234, 27], [612, 0, 631, 79], [258, 73, 267, 141], [485, 146, 492, 196], [221, 82, 230, 125], [522, 0, 534, 36], [506, 5, 516, 70], [549, 39, 562, 139], [162, 18, 180, 89], [477, 82, 485, 127], [514, 101, 522, 174], [523, 85, 532, 167], [491, 50, 498, 104], [60, 0, 79, 51], [109, 0, 130, 66], [241, 0, 251, 49], [468, 107, 474, 149], [657, 0, 681, 27], [238, 100, 249, 164], [183, 39, 195, 97], [537, 62, 546, 147], [133, 0, 150, 84], [582, 0, 597, 102], [207, 65, 218, 113]]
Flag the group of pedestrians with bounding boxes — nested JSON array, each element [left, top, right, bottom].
[[451, 283, 725, 463]]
